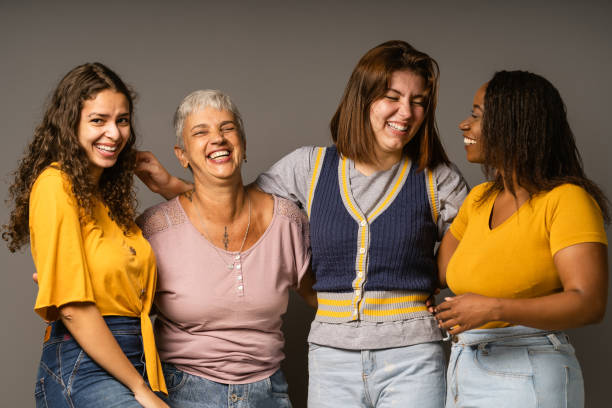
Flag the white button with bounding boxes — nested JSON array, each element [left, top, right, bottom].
[[237, 275, 243, 281], [237, 285, 243, 290], [358, 272, 363, 278], [236, 264, 242, 270], [353, 310, 358, 316], [359, 247, 366, 254], [355, 290, 361, 296], [360, 220, 366, 227], [235, 255, 241, 260]]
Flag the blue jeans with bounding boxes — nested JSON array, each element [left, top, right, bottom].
[[35, 316, 149, 408], [308, 341, 446, 408], [162, 363, 291, 408], [446, 325, 584, 408]]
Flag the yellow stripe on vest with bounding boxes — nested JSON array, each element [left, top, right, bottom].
[[362, 306, 428, 317], [427, 169, 439, 223], [307, 147, 325, 217], [364, 294, 429, 304]]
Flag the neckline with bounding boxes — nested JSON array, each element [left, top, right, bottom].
[[350, 156, 403, 178], [339, 154, 411, 224], [486, 190, 530, 231], [174, 194, 277, 256]]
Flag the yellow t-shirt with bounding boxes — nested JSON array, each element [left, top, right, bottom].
[[29, 165, 166, 394], [447, 182, 608, 329]]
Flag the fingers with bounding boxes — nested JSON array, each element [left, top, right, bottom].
[[434, 301, 452, 313], [438, 318, 460, 330], [447, 324, 467, 335]]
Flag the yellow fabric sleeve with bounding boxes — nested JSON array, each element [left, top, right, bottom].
[[548, 184, 608, 255], [30, 169, 95, 321]]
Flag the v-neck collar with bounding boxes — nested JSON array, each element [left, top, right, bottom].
[[337, 155, 411, 225]]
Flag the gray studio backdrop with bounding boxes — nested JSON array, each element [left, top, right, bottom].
[[1, 1, 610, 406]]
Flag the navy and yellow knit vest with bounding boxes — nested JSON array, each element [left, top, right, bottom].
[[309, 146, 438, 294]]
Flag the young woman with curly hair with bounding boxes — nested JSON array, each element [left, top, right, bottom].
[[436, 71, 609, 408], [3, 62, 168, 407]]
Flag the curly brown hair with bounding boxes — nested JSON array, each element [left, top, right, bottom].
[[3, 62, 139, 252]]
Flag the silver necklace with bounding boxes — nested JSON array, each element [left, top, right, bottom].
[[192, 190, 251, 272]]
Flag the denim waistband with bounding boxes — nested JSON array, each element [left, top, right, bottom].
[[45, 315, 141, 343], [453, 325, 569, 347]]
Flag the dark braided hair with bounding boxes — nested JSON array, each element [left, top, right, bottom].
[[3, 62, 139, 252], [478, 70, 609, 224]]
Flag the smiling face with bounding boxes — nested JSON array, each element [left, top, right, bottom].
[[175, 107, 244, 183], [459, 82, 487, 163], [77, 89, 131, 182], [368, 69, 427, 164]]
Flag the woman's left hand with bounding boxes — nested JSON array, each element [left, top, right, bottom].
[[434, 293, 500, 334]]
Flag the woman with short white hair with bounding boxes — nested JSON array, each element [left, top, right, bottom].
[[137, 89, 315, 408]]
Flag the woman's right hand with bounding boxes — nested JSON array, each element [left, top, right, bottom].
[[133, 384, 169, 408]]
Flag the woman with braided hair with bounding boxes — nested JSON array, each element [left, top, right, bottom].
[[436, 71, 609, 408]]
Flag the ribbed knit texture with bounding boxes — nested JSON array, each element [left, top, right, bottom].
[[310, 146, 438, 292]]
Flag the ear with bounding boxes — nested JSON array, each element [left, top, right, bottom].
[[174, 146, 189, 168]]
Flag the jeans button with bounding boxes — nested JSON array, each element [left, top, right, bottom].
[[230, 394, 238, 402], [451, 335, 459, 343]]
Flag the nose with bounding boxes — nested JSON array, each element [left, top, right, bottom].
[[209, 129, 226, 144], [459, 117, 470, 130], [398, 100, 413, 119], [104, 123, 121, 141]]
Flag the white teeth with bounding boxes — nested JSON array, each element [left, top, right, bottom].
[[387, 122, 408, 131], [464, 137, 477, 145], [209, 150, 230, 159], [96, 144, 117, 152]]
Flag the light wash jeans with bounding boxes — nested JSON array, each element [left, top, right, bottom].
[[162, 363, 291, 408], [308, 341, 446, 408], [446, 325, 584, 408]]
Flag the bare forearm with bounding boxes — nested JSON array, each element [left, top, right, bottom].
[[493, 290, 606, 331], [162, 176, 193, 200], [59, 304, 150, 394], [296, 269, 318, 309], [436, 230, 459, 288]]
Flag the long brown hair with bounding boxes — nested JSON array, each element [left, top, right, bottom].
[[3, 62, 139, 252], [330, 40, 449, 170], [479, 70, 609, 223]]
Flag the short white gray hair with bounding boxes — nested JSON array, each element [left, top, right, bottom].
[[173, 89, 245, 148]]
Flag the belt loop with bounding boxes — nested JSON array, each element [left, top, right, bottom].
[[477, 342, 489, 355], [547, 333, 562, 350]]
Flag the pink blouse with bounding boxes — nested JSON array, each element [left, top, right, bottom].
[[137, 195, 310, 384]]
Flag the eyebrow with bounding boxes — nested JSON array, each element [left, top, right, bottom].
[[87, 112, 129, 118]]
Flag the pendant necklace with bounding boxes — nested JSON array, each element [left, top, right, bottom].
[[192, 190, 251, 273]]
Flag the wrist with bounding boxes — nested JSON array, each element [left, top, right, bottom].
[[489, 297, 503, 321], [162, 176, 186, 200], [127, 377, 148, 394]]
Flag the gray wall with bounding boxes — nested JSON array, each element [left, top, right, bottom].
[[1, 1, 610, 406]]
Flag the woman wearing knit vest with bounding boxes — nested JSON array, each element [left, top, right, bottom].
[[137, 41, 469, 407], [436, 71, 608, 407]]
